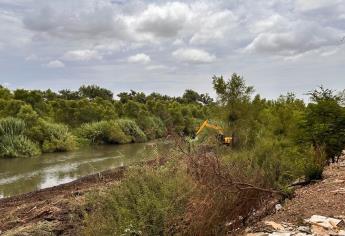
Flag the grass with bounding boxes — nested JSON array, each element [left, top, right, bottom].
[[0, 118, 40, 158]]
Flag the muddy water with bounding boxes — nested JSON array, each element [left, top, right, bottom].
[[0, 141, 170, 198]]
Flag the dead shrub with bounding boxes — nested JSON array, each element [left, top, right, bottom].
[[174, 143, 281, 235]]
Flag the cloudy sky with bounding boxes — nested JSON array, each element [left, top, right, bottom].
[[0, 0, 344, 99]]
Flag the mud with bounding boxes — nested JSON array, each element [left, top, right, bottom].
[[0, 166, 128, 235]]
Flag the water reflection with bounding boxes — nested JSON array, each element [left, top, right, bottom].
[[0, 141, 169, 198]]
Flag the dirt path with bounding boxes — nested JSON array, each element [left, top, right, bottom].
[[0, 166, 127, 236], [246, 156, 345, 235]]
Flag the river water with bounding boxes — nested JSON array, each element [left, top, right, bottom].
[[0, 141, 170, 198]]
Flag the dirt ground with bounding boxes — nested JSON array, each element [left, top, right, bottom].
[[0, 166, 127, 236], [246, 156, 345, 235], [264, 156, 345, 223]]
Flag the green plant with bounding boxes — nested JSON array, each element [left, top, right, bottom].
[[0, 117, 25, 136], [84, 166, 193, 236], [0, 135, 41, 158], [29, 120, 77, 152], [0, 118, 40, 158], [77, 120, 131, 144], [117, 119, 147, 143]]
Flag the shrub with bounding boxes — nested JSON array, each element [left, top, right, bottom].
[[0, 117, 25, 136], [29, 120, 77, 152], [0, 135, 41, 158], [0, 118, 40, 158], [137, 116, 167, 140], [117, 119, 147, 143], [84, 166, 193, 236], [77, 120, 131, 144], [16, 104, 39, 128]]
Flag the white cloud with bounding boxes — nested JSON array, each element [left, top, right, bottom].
[[128, 53, 151, 64], [189, 7, 236, 44], [321, 48, 338, 57], [25, 54, 39, 61], [295, 0, 341, 12], [0, 11, 32, 50], [145, 64, 169, 71], [251, 14, 289, 34], [134, 2, 190, 38], [1, 0, 345, 99], [245, 19, 341, 56], [172, 48, 216, 64], [45, 60, 65, 68], [62, 50, 102, 61]]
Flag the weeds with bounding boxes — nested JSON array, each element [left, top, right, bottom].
[[0, 118, 40, 158]]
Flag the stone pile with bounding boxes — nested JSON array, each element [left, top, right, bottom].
[[246, 215, 345, 236]]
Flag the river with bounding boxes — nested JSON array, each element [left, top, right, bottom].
[[0, 141, 170, 198]]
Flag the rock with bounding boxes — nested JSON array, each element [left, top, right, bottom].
[[297, 226, 311, 233], [268, 232, 291, 236], [311, 225, 330, 235], [338, 230, 345, 236], [275, 204, 283, 211], [306, 215, 345, 230], [246, 233, 269, 236], [264, 221, 285, 231]]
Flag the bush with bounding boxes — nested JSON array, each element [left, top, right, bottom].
[[117, 119, 147, 143], [84, 166, 193, 236], [0, 118, 40, 158], [29, 120, 77, 152], [0, 117, 25, 136], [137, 116, 167, 140], [77, 120, 131, 144], [0, 135, 41, 158]]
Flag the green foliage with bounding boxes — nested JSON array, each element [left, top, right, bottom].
[[84, 166, 193, 236], [29, 120, 77, 153], [299, 87, 345, 162], [117, 119, 147, 143], [0, 135, 41, 158], [0, 117, 25, 136], [137, 116, 167, 140], [182, 89, 201, 103], [16, 104, 39, 127], [0, 85, 13, 99], [50, 98, 118, 127], [0, 118, 40, 158], [79, 85, 113, 100], [77, 120, 131, 144]]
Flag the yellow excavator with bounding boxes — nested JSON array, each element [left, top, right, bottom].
[[195, 120, 232, 145]]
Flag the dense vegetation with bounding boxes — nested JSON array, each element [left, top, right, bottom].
[[0, 84, 209, 158], [82, 74, 345, 235], [1, 74, 345, 235]]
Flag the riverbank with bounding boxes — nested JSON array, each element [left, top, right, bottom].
[[0, 164, 131, 235], [245, 155, 345, 235], [1, 155, 344, 235]]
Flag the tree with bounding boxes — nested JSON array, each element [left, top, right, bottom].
[[182, 89, 200, 103], [212, 73, 254, 124], [59, 89, 81, 100], [213, 73, 254, 106], [0, 85, 13, 99], [79, 85, 113, 100], [199, 93, 213, 105], [300, 87, 345, 162]]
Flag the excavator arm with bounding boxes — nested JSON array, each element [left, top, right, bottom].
[[195, 120, 232, 145], [196, 120, 224, 135]]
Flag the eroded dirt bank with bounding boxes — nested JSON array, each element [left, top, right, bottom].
[[246, 156, 345, 235], [0, 166, 128, 236]]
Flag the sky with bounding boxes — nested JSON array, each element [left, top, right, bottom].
[[0, 0, 344, 99]]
